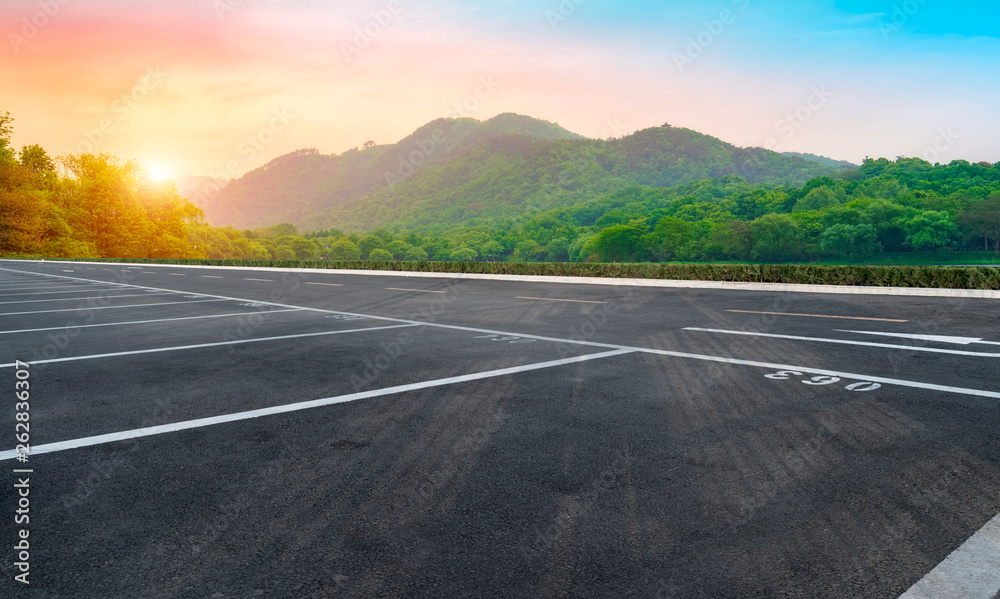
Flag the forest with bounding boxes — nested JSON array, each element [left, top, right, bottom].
[[2, 111, 999, 265]]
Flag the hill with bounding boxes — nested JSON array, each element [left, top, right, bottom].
[[199, 114, 846, 232]]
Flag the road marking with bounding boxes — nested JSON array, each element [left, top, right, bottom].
[[0, 292, 173, 306], [386, 287, 447, 293], [142, 272, 156, 274], [0, 309, 304, 335], [0, 324, 419, 368], [168, 273, 186, 276], [837, 330, 995, 346], [306, 282, 343, 287], [0, 349, 634, 460], [201, 276, 224, 279], [0, 287, 127, 297], [245, 278, 274, 282], [898, 513, 1000, 599], [0, 299, 229, 317], [726, 309, 907, 322], [516, 296, 606, 304], [684, 328, 1000, 358], [4, 265, 998, 400]]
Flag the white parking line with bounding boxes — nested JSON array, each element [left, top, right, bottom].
[[0, 292, 174, 306], [0, 299, 229, 317], [683, 328, 1000, 358], [3, 266, 998, 400], [0, 309, 304, 335], [898, 514, 1000, 599], [0, 323, 419, 368], [0, 287, 129, 297], [0, 349, 634, 461]]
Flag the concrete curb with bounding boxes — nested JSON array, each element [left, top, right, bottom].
[[12, 259, 1000, 299]]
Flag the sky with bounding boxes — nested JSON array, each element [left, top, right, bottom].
[[2, 0, 999, 180]]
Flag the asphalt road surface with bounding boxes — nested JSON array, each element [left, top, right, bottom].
[[1, 259, 999, 599]]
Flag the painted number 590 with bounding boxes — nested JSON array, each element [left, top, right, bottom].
[[765, 370, 880, 392]]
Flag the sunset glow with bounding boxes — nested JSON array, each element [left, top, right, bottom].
[[3, 0, 999, 177]]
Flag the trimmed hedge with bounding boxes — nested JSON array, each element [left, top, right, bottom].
[[7, 257, 1000, 290]]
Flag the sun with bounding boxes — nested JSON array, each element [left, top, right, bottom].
[[146, 162, 172, 183]]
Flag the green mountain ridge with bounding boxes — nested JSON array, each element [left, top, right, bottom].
[[200, 113, 849, 232]]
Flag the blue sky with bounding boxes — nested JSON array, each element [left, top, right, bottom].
[[3, 0, 997, 176]]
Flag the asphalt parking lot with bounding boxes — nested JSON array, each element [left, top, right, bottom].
[[2, 259, 999, 598]]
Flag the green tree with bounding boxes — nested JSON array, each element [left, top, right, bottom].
[[403, 245, 429, 261], [386, 240, 411, 260], [450, 246, 478, 261], [904, 211, 957, 251], [290, 237, 321, 260], [750, 214, 803, 262], [368, 248, 394, 261], [327, 239, 361, 260], [357, 235, 385, 259], [958, 195, 1000, 256], [274, 245, 297, 260]]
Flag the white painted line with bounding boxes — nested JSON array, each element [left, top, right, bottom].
[[201, 276, 224, 279], [0, 298, 229, 317], [637, 346, 1000, 399], [898, 513, 1000, 599], [727, 309, 907, 323], [245, 278, 274, 282], [167, 273, 186, 276], [0, 324, 419, 368], [0, 292, 173, 306], [0, 349, 634, 461], [837, 330, 984, 345], [0, 287, 128, 297], [0, 309, 304, 335], [3, 265, 998, 400], [516, 296, 605, 304], [386, 287, 446, 293], [684, 328, 1000, 358], [305, 282, 343, 287], [141, 272, 156, 274]]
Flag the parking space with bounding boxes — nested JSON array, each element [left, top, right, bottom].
[[2, 260, 1000, 598]]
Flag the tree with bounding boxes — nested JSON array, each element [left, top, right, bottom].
[[750, 214, 803, 262], [289, 237, 321, 260], [357, 235, 385, 259], [386, 240, 411, 260], [403, 246, 429, 261], [450, 246, 478, 261], [0, 112, 15, 165], [820, 224, 882, 261], [274, 245, 297, 260], [368, 248, 393, 261], [904, 211, 957, 252], [958, 195, 1000, 256], [326, 239, 361, 260]]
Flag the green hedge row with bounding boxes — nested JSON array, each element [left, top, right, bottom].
[[9, 257, 1000, 290]]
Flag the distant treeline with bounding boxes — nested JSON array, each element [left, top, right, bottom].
[[2, 111, 998, 265]]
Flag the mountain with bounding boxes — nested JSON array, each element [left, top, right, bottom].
[[197, 114, 849, 232], [782, 151, 857, 170]]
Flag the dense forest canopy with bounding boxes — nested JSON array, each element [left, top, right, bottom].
[[2, 110, 999, 265]]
